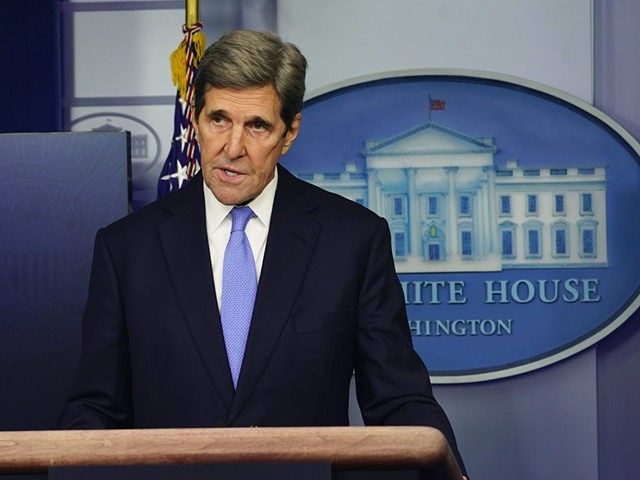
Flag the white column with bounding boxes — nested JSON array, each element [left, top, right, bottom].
[[407, 168, 421, 259], [478, 180, 488, 257], [375, 177, 383, 216], [367, 169, 378, 213], [445, 167, 459, 260], [484, 165, 498, 255]]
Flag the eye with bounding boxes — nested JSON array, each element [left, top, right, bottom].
[[212, 115, 227, 126], [206, 111, 231, 129], [250, 120, 269, 132]]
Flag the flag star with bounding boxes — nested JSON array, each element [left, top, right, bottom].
[[178, 97, 187, 115], [160, 159, 190, 189], [175, 124, 189, 152], [172, 160, 190, 188]]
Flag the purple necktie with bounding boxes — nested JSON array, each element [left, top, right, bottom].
[[220, 206, 257, 389]]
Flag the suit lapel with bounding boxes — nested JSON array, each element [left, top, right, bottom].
[[157, 177, 235, 411], [228, 166, 320, 422]]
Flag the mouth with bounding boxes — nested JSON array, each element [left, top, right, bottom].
[[220, 167, 244, 178]]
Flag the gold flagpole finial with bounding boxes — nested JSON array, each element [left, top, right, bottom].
[[186, 0, 199, 27]]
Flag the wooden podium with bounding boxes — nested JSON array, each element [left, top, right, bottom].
[[0, 426, 463, 479]]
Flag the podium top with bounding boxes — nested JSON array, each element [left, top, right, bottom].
[[0, 426, 462, 478]]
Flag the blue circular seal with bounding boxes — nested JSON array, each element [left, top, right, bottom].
[[283, 70, 640, 383]]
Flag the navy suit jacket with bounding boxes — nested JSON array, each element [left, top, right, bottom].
[[59, 165, 464, 470]]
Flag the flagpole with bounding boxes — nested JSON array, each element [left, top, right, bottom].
[[186, 0, 199, 26]]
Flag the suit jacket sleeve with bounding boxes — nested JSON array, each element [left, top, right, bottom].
[[353, 216, 466, 473]]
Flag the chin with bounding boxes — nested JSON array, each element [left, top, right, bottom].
[[215, 190, 251, 206]]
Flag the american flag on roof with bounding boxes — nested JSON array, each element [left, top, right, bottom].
[[157, 22, 205, 197], [429, 97, 446, 111]]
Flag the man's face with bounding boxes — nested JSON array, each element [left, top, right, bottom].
[[194, 84, 300, 206]]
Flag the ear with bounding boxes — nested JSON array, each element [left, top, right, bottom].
[[281, 113, 301, 155], [192, 101, 200, 142]]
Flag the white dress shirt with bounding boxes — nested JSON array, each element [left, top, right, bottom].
[[203, 168, 277, 310]]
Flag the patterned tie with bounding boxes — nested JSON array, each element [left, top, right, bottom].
[[220, 206, 257, 389]]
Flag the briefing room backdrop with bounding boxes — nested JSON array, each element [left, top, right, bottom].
[[1, 1, 639, 480]]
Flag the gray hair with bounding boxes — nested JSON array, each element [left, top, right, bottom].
[[194, 30, 307, 128]]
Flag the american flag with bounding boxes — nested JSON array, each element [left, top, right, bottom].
[[429, 97, 446, 111], [157, 22, 205, 197]]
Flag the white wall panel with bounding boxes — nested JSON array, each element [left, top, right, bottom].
[[73, 9, 182, 97], [278, 0, 593, 102]]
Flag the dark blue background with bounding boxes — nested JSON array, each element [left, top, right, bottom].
[[0, 0, 61, 134]]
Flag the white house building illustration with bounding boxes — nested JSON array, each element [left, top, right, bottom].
[[296, 121, 608, 273]]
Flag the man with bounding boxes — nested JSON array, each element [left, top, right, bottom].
[[59, 30, 467, 477]]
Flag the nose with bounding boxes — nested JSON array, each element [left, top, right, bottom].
[[224, 125, 247, 159]]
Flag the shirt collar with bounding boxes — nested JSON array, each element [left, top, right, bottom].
[[203, 167, 278, 231]]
